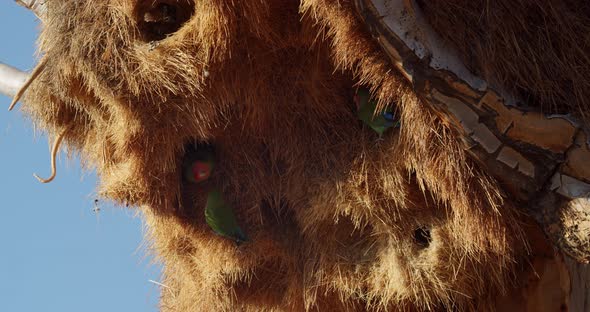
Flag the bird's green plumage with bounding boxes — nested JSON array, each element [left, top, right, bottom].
[[356, 88, 399, 136], [205, 190, 248, 244]]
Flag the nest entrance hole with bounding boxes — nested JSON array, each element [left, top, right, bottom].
[[136, 0, 195, 42], [413, 227, 432, 248]]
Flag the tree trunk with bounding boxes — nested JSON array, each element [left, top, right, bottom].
[[352, 0, 590, 309]]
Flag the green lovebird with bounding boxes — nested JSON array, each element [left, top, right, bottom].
[[183, 145, 215, 183], [205, 190, 249, 245], [355, 87, 400, 137]]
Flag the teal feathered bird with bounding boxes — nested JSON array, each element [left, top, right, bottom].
[[182, 145, 248, 244], [355, 88, 400, 137], [205, 190, 249, 245]]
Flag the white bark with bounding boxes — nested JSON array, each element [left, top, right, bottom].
[[15, 0, 46, 18], [0, 62, 28, 98]]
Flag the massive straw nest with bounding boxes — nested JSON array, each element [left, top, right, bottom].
[[419, 0, 590, 120], [21, 0, 585, 310]]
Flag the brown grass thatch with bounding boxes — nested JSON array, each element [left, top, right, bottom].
[[418, 0, 590, 120], [17, 0, 587, 310]]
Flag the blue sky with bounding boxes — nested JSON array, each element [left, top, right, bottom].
[[0, 3, 161, 311]]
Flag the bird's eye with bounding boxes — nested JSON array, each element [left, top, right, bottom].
[[181, 142, 215, 184], [382, 112, 395, 121], [185, 161, 211, 183]]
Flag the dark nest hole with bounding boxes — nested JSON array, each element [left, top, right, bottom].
[[136, 0, 195, 42], [177, 141, 216, 220], [413, 227, 432, 248]]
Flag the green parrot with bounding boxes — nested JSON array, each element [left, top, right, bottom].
[[183, 144, 215, 183], [205, 189, 249, 245], [355, 87, 400, 137]]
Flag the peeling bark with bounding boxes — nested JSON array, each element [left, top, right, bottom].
[[15, 0, 45, 19], [353, 0, 590, 264]]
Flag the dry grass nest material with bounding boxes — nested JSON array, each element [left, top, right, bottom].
[[419, 0, 590, 120], [16, 0, 585, 310]]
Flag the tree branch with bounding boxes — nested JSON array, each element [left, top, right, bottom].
[[15, 0, 45, 19], [353, 0, 590, 263], [0, 62, 29, 98]]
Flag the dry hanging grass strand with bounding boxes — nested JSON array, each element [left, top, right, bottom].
[[8, 56, 47, 111], [34, 125, 71, 183]]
